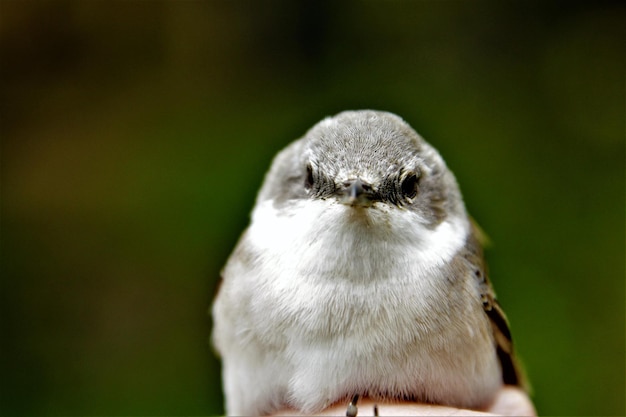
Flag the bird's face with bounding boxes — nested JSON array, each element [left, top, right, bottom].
[[303, 141, 421, 209], [296, 110, 461, 228]]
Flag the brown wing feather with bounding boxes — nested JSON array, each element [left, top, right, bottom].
[[465, 222, 527, 390]]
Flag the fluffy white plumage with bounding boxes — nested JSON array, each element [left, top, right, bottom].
[[212, 110, 518, 415]]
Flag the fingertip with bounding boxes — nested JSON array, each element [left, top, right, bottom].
[[486, 386, 537, 417]]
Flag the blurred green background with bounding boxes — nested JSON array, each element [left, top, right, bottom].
[[1, 1, 624, 415]]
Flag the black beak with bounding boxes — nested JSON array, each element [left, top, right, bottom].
[[341, 178, 377, 207]]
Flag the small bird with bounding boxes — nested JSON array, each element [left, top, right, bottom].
[[212, 110, 525, 416]]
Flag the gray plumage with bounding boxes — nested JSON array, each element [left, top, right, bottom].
[[212, 110, 524, 415]]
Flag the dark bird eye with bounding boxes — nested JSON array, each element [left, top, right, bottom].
[[401, 172, 419, 199], [304, 163, 314, 190]]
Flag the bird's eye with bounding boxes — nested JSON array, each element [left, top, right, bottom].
[[401, 171, 419, 199], [304, 163, 314, 190]]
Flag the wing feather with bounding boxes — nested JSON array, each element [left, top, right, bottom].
[[466, 222, 527, 389]]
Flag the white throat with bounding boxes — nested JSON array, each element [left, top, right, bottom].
[[247, 199, 470, 283]]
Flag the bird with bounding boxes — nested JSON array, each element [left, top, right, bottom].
[[211, 110, 526, 416]]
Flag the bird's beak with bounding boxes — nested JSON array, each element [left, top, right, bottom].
[[340, 178, 377, 207]]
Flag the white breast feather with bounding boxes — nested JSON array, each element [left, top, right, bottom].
[[216, 198, 501, 414]]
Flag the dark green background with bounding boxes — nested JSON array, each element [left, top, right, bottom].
[[1, 1, 624, 415]]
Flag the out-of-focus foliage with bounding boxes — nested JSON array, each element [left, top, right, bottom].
[[1, 1, 623, 415]]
